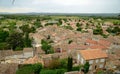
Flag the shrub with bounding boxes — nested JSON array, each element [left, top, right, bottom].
[[48, 59, 61, 69], [83, 62, 90, 74], [77, 27, 82, 31], [0, 42, 9, 50], [16, 65, 34, 74], [40, 69, 67, 74], [55, 69, 67, 74], [93, 28, 103, 35], [76, 23, 82, 27], [59, 59, 67, 69], [15, 47, 23, 51], [16, 63, 42, 74], [41, 39, 54, 54], [101, 34, 109, 38], [64, 25, 73, 30], [33, 63, 43, 74], [72, 65, 82, 71], [40, 69, 56, 74]]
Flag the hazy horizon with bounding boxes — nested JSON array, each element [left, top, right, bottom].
[[0, 0, 120, 13]]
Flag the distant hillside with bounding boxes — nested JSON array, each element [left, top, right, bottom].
[[0, 12, 119, 17]]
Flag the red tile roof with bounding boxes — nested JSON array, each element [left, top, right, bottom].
[[79, 45, 88, 50], [98, 39, 111, 46], [86, 39, 97, 44], [79, 49, 108, 60], [89, 45, 107, 50]]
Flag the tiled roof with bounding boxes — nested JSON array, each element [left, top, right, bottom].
[[86, 39, 97, 44], [98, 39, 111, 46], [89, 45, 107, 50], [79, 49, 108, 60], [79, 45, 88, 50], [68, 42, 79, 50]]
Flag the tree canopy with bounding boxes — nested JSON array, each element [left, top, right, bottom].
[[6, 32, 24, 50], [83, 62, 90, 74], [41, 39, 54, 54], [0, 30, 9, 42]]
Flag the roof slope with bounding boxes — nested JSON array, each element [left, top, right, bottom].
[[79, 49, 108, 60]]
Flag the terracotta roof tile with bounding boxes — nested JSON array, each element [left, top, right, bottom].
[[86, 39, 97, 44], [89, 45, 107, 50], [98, 39, 111, 46], [79, 45, 88, 50], [79, 49, 108, 60]]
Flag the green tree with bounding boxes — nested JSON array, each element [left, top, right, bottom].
[[40, 69, 56, 74], [20, 25, 36, 33], [24, 32, 32, 47], [8, 21, 16, 33], [20, 25, 31, 33], [60, 59, 68, 69], [64, 25, 73, 30], [59, 19, 62, 24], [6, 32, 24, 50], [83, 62, 90, 74], [106, 27, 112, 33], [112, 26, 120, 35], [41, 43, 52, 54], [0, 42, 9, 50], [0, 30, 9, 42], [93, 28, 103, 35], [34, 21, 42, 28], [16, 65, 34, 74], [77, 27, 82, 31], [76, 23, 81, 27], [41, 39, 54, 54], [30, 26, 36, 33], [33, 63, 43, 74], [106, 26, 120, 35], [41, 39, 48, 44], [20, 25, 34, 47], [16, 63, 42, 74], [67, 57, 73, 71], [72, 65, 82, 71]]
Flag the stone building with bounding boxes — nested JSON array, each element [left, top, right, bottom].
[[77, 49, 108, 71]]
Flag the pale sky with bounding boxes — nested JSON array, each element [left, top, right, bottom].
[[0, 0, 120, 13]]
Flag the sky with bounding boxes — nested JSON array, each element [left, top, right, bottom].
[[0, 0, 120, 13]]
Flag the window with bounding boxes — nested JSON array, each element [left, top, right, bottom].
[[99, 64, 104, 68], [95, 65, 97, 69], [96, 59, 99, 63], [89, 60, 93, 64], [89, 65, 92, 70], [100, 59, 105, 62], [81, 58, 84, 64]]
